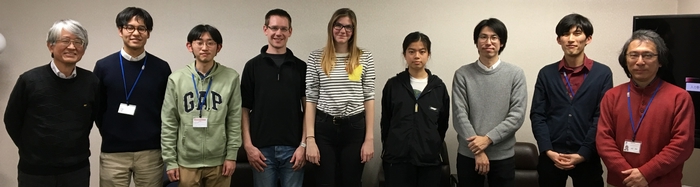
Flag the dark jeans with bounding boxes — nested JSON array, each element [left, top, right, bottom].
[[312, 109, 366, 187], [537, 154, 604, 187], [18, 164, 90, 187], [383, 162, 441, 187], [457, 154, 514, 187]]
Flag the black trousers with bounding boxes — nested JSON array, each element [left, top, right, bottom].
[[537, 154, 604, 187], [312, 110, 366, 187], [18, 164, 90, 187], [383, 162, 441, 187], [457, 154, 514, 187]]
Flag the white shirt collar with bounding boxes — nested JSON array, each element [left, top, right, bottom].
[[477, 58, 501, 71], [120, 48, 146, 61], [50, 60, 77, 79]]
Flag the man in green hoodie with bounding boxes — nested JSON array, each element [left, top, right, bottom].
[[161, 24, 242, 187]]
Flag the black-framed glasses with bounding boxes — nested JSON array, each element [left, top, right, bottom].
[[627, 52, 658, 62], [333, 23, 354, 32], [123, 25, 148, 33], [56, 38, 85, 48], [265, 25, 290, 33]]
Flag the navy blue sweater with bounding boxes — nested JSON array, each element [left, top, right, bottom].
[[530, 61, 612, 160], [94, 52, 171, 153]]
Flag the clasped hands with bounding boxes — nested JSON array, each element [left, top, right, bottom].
[[545, 150, 585, 170]]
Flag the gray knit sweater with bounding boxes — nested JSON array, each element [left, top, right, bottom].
[[451, 61, 527, 160]]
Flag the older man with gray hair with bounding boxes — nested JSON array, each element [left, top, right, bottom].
[[596, 30, 695, 187], [4, 19, 99, 187]]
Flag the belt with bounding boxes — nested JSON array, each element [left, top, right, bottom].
[[315, 109, 364, 124]]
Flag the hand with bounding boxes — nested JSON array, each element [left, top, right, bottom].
[[467, 136, 492, 154], [474, 152, 490, 175], [245, 145, 268, 172], [305, 139, 321, 166], [546, 151, 574, 170], [622, 168, 648, 187], [559, 153, 585, 167], [290, 146, 306, 171], [360, 140, 374, 163], [167, 168, 180, 182], [221, 160, 236, 176]]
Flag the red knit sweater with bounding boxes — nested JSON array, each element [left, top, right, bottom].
[[596, 79, 695, 187]]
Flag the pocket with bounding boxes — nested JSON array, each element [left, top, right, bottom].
[[180, 128, 202, 159], [348, 116, 366, 130], [206, 126, 226, 157], [347, 64, 363, 82], [416, 134, 442, 163]]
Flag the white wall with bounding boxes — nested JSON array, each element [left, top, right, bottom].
[[0, 0, 696, 186]]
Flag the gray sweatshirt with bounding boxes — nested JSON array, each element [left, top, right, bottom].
[[452, 61, 527, 160]]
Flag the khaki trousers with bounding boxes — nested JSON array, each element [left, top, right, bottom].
[[179, 165, 232, 187], [100, 149, 163, 187]]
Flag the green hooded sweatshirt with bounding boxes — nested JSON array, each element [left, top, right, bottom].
[[161, 61, 241, 170]]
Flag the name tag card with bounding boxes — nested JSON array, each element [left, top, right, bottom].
[[623, 140, 641, 154], [118, 103, 136, 115], [193, 118, 208, 128]]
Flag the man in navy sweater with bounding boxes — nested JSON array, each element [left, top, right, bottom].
[[94, 7, 171, 187], [4, 19, 98, 187], [530, 13, 612, 187]]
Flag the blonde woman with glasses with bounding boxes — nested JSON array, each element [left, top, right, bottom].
[[304, 8, 376, 187]]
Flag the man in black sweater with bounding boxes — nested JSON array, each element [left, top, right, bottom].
[[4, 19, 98, 187], [93, 7, 171, 187], [240, 9, 307, 187]]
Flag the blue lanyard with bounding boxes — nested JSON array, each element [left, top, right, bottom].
[[627, 81, 662, 141], [191, 74, 213, 118], [562, 71, 587, 98], [120, 55, 147, 104]]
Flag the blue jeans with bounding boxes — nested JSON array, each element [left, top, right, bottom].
[[252, 145, 304, 187]]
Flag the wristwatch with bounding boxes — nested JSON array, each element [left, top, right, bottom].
[[300, 142, 307, 148]]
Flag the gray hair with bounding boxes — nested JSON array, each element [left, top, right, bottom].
[[46, 19, 89, 49], [617, 29, 669, 78]]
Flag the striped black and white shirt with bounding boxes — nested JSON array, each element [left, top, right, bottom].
[[305, 49, 375, 117]]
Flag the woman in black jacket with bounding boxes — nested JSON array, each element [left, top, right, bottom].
[[380, 32, 450, 187]]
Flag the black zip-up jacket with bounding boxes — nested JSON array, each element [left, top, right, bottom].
[[380, 69, 450, 166]]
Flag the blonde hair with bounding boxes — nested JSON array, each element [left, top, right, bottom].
[[321, 8, 362, 76]]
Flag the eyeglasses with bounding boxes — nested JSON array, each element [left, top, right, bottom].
[[122, 25, 148, 33], [266, 25, 290, 33], [627, 52, 658, 62], [56, 38, 84, 48], [192, 40, 218, 48], [333, 23, 354, 32], [478, 35, 499, 42]]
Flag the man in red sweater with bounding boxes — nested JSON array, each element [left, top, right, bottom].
[[596, 30, 695, 187]]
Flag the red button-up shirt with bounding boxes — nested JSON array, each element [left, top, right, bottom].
[[558, 55, 594, 98]]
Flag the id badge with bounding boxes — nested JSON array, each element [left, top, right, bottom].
[[623, 140, 641, 154], [193, 118, 208, 128], [117, 103, 136, 115]]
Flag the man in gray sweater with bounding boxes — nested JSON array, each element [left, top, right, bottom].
[[452, 18, 527, 187]]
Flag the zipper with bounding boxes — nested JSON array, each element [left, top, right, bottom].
[[415, 88, 434, 113]]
